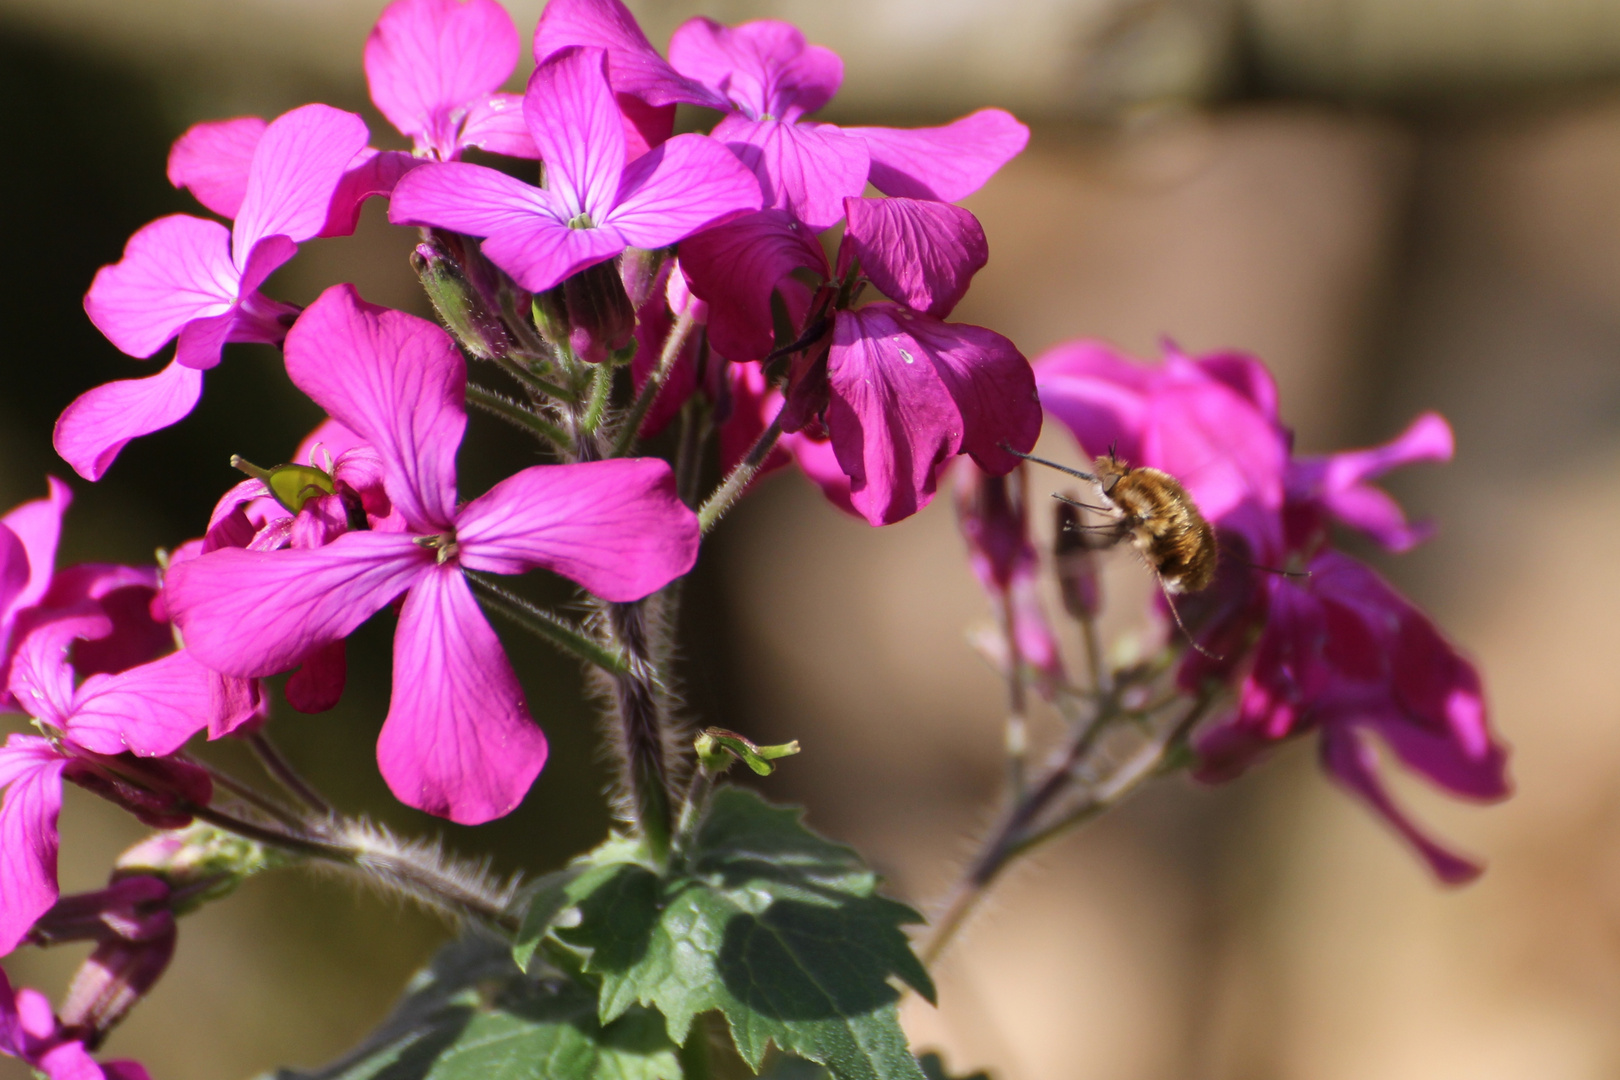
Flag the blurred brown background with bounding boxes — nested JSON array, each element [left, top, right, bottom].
[[2, 0, 1619, 1077]]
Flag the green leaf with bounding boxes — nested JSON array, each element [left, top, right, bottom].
[[551, 788, 935, 1080], [268, 935, 679, 1080]]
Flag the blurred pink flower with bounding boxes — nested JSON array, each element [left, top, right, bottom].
[[0, 966, 150, 1080], [165, 286, 701, 824]]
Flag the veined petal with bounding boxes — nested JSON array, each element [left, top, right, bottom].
[[850, 108, 1029, 202], [714, 115, 867, 232], [53, 361, 206, 482], [321, 149, 424, 238], [9, 613, 112, 729], [524, 48, 625, 220], [605, 132, 762, 248], [67, 651, 222, 759], [667, 18, 843, 119], [2, 477, 72, 616], [285, 640, 346, 714], [84, 215, 238, 359], [841, 196, 988, 319], [0, 734, 66, 957], [283, 285, 465, 530], [166, 116, 267, 219], [458, 93, 539, 158], [364, 0, 519, 147], [456, 458, 698, 601], [532, 0, 724, 109], [166, 531, 430, 678], [482, 218, 627, 295], [388, 160, 559, 236], [679, 209, 828, 361], [377, 567, 546, 824], [233, 104, 371, 257], [0, 527, 28, 650], [173, 311, 234, 372]]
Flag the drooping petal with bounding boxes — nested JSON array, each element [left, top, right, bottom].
[[54, 361, 206, 482], [285, 640, 347, 714], [321, 149, 424, 238], [481, 216, 628, 295], [376, 566, 546, 824], [523, 48, 626, 221], [713, 114, 867, 232], [849, 108, 1029, 202], [458, 93, 540, 158], [171, 311, 234, 372], [83, 215, 237, 359], [283, 285, 465, 530], [0, 528, 29, 651], [456, 458, 699, 601], [1319, 726, 1484, 885], [532, 0, 724, 109], [66, 651, 225, 759], [389, 160, 561, 236], [604, 132, 763, 248], [2, 477, 72, 617], [840, 197, 988, 318], [166, 116, 267, 219], [34, 565, 168, 681], [667, 18, 843, 120], [0, 735, 67, 956], [232, 104, 371, 257], [9, 613, 112, 729], [165, 531, 430, 678], [364, 0, 519, 151], [679, 209, 828, 361]]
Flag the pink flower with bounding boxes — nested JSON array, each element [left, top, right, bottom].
[[61, 104, 372, 481], [681, 198, 1041, 525], [0, 966, 150, 1080], [534, 0, 1030, 230], [388, 46, 762, 297], [1034, 340, 1508, 882], [165, 285, 701, 824]]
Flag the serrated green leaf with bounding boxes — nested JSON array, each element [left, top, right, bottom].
[[266, 935, 679, 1080], [555, 788, 935, 1080]]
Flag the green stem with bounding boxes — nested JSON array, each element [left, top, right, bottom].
[[697, 401, 785, 533], [581, 360, 615, 435], [466, 384, 570, 446], [466, 572, 627, 674], [601, 600, 675, 864], [611, 307, 697, 458], [495, 354, 574, 402]]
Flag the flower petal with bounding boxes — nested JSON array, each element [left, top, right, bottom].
[[321, 149, 424, 239], [841, 196, 988, 318], [283, 285, 465, 530], [166, 116, 267, 219], [458, 93, 540, 158], [714, 115, 867, 232], [84, 215, 237, 359], [376, 567, 546, 824], [0, 734, 67, 956], [53, 360, 206, 482], [482, 216, 628, 295], [9, 613, 112, 728], [364, 0, 519, 150], [605, 132, 762, 248], [667, 18, 842, 120], [532, 0, 724, 109], [1293, 413, 1453, 552], [388, 160, 559, 237], [285, 640, 347, 714], [66, 651, 224, 759], [232, 104, 371, 256], [456, 458, 699, 601], [166, 531, 429, 678], [679, 209, 828, 361], [524, 47, 626, 220], [1, 477, 72, 617], [849, 108, 1029, 202]]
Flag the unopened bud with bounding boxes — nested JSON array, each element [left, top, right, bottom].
[[59, 925, 176, 1049], [115, 824, 291, 911], [1055, 501, 1102, 620], [619, 246, 667, 311], [533, 260, 636, 365], [64, 752, 213, 829], [694, 728, 801, 776], [412, 239, 510, 360]]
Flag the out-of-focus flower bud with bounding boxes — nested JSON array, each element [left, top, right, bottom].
[[64, 752, 213, 830], [412, 236, 510, 360], [619, 246, 667, 311], [116, 824, 292, 911], [1053, 500, 1101, 621], [533, 260, 636, 365]]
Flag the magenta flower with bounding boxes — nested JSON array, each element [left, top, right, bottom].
[[682, 197, 1040, 525], [61, 104, 372, 481], [165, 285, 701, 824], [388, 46, 762, 297], [0, 478, 72, 703], [0, 967, 150, 1080], [1034, 340, 1508, 881], [534, 0, 1030, 230]]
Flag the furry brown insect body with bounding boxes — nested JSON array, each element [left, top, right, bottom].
[[1088, 455, 1217, 593]]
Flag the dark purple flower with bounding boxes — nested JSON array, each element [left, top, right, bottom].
[[0, 966, 150, 1080]]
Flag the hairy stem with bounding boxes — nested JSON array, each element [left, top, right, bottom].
[[601, 600, 677, 862], [697, 401, 785, 533], [581, 361, 615, 435], [612, 308, 696, 458], [999, 591, 1029, 796], [466, 383, 571, 446], [467, 572, 627, 674]]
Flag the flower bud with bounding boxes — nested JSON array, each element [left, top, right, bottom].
[[619, 246, 667, 311], [1053, 501, 1102, 620], [532, 260, 636, 365], [115, 824, 292, 911], [412, 236, 510, 360], [64, 751, 213, 829]]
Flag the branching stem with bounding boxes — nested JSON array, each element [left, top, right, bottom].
[[467, 573, 627, 674], [466, 384, 570, 446], [697, 401, 786, 533], [612, 308, 696, 458]]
